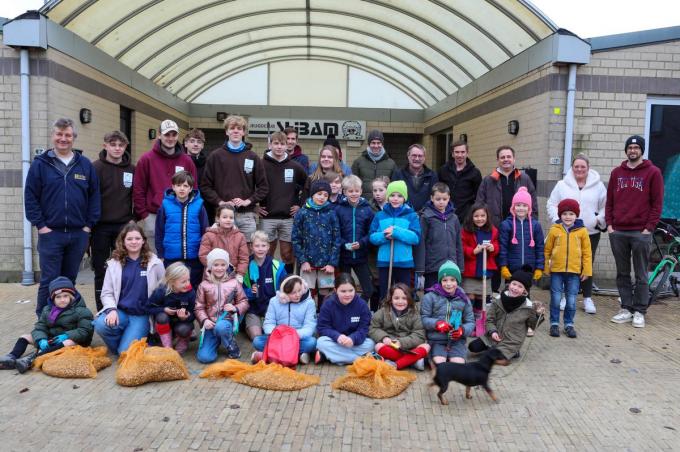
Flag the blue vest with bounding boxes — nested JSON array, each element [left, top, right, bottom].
[[162, 190, 204, 259]]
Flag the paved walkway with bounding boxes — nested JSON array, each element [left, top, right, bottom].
[[0, 280, 679, 451]]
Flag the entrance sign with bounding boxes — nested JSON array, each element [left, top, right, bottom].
[[248, 118, 366, 140]]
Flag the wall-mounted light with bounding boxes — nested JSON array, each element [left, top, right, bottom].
[[216, 112, 227, 122], [79, 108, 92, 124], [507, 120, 519, 135], [459, 133, 468, 142], [148, 129, 157, 140]]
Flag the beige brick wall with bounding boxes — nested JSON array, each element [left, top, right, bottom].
[[580, 41, 680, 79]]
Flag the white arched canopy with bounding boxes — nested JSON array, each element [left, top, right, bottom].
[[41, 0, 556, 107]]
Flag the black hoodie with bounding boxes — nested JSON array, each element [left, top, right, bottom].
[[92, 149, 135, 223], [437, 158, 482, 220]]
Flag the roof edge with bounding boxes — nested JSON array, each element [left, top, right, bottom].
[[587, 25, 680, 52]]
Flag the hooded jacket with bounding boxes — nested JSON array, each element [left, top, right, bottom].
[[198, 225, 249, 276], [546, 168, 606, 234], [243, 255, 287, 317], [132, 140, 197, 219], [263, 289, 317, 338], [32, 290, 94, 346], [155, 189, 209, 260], [437, 158, 482, 220], [420, 285, 474, 344], [605, 159, 664, 232], [498, 215, 545, 271], [369, 305, 426, 350], [292, 199, 342, 267], [99, 254, 165, 315], [92, 149, 135, 224], [370, 203, 421, 268], [476, 168, 537, 227], [415, 201, 463, 274], [482, 293, 539, 359], [391, 165, 439, 212], [544, 220, 592, 276], [335, 197, 375, 265], [261, 152, 308, 219], [317, 293, 372, 345], [195, 275, 249, 325], [351, 149, 398, 198], [25, 150, 101, 230]]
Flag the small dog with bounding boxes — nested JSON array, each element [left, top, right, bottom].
[[429, 348, 508, 405]]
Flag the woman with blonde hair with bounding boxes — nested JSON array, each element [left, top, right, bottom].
[[308, 145, 352, 182]]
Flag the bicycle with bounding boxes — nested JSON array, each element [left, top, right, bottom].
[[648, 220, 680, 304]]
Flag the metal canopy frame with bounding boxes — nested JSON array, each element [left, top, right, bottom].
[[41, 0, 556, 106]]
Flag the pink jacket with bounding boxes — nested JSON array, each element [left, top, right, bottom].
[[198, 225, 249, 276], [99, 254, 165, 315], [195, 276, 249, 326]]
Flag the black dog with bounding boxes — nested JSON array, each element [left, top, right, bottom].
[[429, 348, 508, 405]]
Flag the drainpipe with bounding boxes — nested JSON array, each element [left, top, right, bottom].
[[562, 63, 577, 175], [20, 48, 35, 285]]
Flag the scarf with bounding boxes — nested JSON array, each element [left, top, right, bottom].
[[367, 147, 386, 163], [501, 291, 526, 313], [305, 198, 330, 210], [48, 305, 66, 324], [225, 140, 246, 153]]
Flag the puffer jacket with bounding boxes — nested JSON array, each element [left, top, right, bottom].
[[335, 197, 375, 265], [481, 293, 539, 360], [155, 188, 207, 260], [369, 306, 426, 350], [32, 291, 94, 346], [546, 168, 606, 234], [195, 276, 249, 326], [420, 285, 474, 344], [351, 150, 398, 198], [415, 201, 463, 274], [291, 199, 342, 267], [476, 169, 537, 226], [198, 225, 249, 276], [369, 203, 421, 268], [262, 290, 317, 338], [498, 215, 545, 271], [544, 220, 592, 276]]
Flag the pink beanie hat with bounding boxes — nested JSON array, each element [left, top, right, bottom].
[[510, 187, 535, 247]]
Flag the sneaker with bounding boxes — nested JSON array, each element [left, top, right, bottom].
[[413, 358, 425, 371], [314, 350, 326, 364], [384, 360, 397, 368], [632, 312, 645, 328], [583, 298, 596, 314], [559, 297, 566, 311], [611, 309, 633, 324], [251, 351, 263, 364], [299, 352, 310, 365], [549, 325, 560, 337], [15, 352, 37, 374], [526, 327, 534, 337], [226, 340, 241, 359], [565, 326, 577, 338], [0, 353, 16, 370]]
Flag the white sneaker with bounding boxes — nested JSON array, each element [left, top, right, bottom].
[[632, 312, 645, 328], [559, 297, 566, 311], [299, 352, 310, 364], [611, 309, 633, 323], [413, 358, 425, 371], [583, 298, 596, 314]]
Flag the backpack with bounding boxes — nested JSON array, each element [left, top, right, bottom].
[[262, 325, 300, 368]]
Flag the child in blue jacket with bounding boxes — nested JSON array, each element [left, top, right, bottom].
[[369, 180, 421, 302], [335, 175, 375, 301]]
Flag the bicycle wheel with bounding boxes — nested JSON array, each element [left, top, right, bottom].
[[649, 261, 674, 305]]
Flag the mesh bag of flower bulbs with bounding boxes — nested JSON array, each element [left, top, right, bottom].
[[115, 338, 189, 387], [331, 356, 416, 398], [200, 359, 319, 391], [33, 345, 112, 378]]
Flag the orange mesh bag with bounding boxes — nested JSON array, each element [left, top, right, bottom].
[[115, 338, 189, 387], [331, 356, 417, 398], [200, 359, 319, 391], [33, 346, 112, 379]]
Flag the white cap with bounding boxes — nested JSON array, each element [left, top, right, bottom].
[[160, 119, 179, 135]]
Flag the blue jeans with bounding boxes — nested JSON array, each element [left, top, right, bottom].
[[316, 336, 375, 365], [36, 229, 89, 316], [252, 334, 317, 354], [94, 310, 150, 355], [550, 273, 580, 327], [196, 319, 234, 364]]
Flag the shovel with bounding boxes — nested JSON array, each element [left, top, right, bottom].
[[475, 247, 488, 337]]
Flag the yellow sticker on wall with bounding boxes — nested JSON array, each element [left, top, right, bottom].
[[553, 107, 561, 115]]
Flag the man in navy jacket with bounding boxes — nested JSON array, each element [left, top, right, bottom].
[[25, 118, 100, 316]]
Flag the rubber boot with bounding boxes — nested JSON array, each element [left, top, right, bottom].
[[15, 352, 37, 374], [174, 336, 190, 355], [470, 308, 483, 337], [159, 332, 173, 348]]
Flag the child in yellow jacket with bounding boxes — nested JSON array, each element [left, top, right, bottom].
[[544, 199, 592, 338]]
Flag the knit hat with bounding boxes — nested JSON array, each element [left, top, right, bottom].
[[310, 180, 331, 198], [323, 133, 341, 152], [625, 135, 645, 152], [49, 276, 76, 298], [558, 198, 580, 217], [509, 265, 533, 291], [510, 186, 535, 247], [207, 248, 230, 270], [438, 260, 462, 283], [386, 180, 408, 201], [367, 129, 384, 143]]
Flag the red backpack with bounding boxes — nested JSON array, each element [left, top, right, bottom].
[[262, 325, 300, 368]]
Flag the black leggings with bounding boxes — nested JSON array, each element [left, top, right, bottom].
[[155, 312, 194, 338]]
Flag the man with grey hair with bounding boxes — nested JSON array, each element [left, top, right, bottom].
[[25, 118, 100, 316], [391, 143, 438, 212]]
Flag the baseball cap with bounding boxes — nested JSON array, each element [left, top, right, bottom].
[[160, 119, 179, 135]]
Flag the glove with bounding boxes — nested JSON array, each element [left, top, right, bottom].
[[38, 339, 49, 351], [53, 334, 69, 344], [415, 273, 425, 290], [449, 327, 464, 340], [501, 266, 512, 280], [435, 320, 452, 333], [533, 269, 543, 281]]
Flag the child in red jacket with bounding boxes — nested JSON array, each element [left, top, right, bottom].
[[461, 203, 499, 332]]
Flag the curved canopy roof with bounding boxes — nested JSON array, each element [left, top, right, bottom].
[[41, 0, 556, 107]]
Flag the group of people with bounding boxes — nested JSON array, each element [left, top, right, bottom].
[[0, 115, 664, 374]]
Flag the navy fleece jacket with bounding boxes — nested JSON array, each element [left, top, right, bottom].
[[317, 293, 372, 345]]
